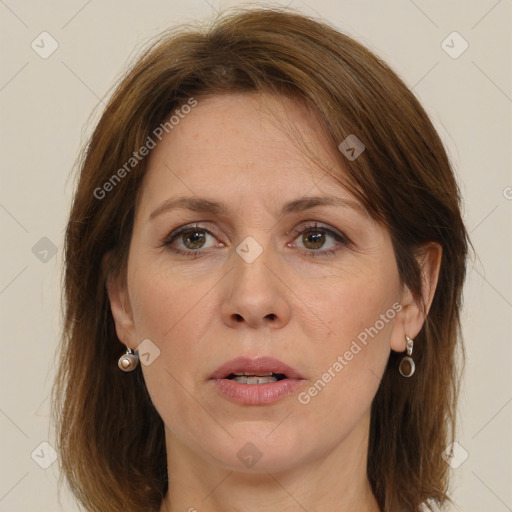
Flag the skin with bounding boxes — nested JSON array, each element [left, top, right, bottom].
[[106, 93, 441, 512]]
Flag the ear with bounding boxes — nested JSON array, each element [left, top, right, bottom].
[[390, 243, 442, 352], [103, 251, 138, 350]]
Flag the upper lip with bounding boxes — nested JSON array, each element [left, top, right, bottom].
[[210, 356, 305, 380]]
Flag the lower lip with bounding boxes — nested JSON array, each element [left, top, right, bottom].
[[211, 378, 305, 405]]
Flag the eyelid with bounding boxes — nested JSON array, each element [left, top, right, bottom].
[[164, 221, 347, 241]]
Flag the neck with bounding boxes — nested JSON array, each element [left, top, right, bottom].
[[160, 411, 381, 512]]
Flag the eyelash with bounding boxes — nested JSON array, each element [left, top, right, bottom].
[[160, 222, 349, 259]]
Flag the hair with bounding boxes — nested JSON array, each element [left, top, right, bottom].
[[53, 7, 469, 512]]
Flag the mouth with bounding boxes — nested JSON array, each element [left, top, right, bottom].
[[209, 356, 305, 405], [210, 356, 304, 382]]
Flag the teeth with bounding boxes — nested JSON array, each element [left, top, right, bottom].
[[231, 375, 278, 384], [232, 372, 273, 377]]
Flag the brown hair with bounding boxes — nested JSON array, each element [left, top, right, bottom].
[[53, 7, 469, 512]]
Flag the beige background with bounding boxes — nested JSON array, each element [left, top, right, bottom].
[[0, 0, 511, 511]]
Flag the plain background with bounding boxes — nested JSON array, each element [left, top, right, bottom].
[[0, 0, 510, 510]]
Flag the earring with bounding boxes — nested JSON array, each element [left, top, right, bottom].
[[399, 335, 415, 377], [118, 346, 139, 372]]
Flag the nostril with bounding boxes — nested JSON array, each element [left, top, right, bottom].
[[231, 313, 276, 323]]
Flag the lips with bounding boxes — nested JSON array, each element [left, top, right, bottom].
[[209, 356, 306, 405], [210, 356, 305, 381]]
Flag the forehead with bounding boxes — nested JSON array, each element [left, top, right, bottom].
[[136, 93, 356, 218]]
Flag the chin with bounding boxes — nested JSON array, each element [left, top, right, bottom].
[[205, 426, 308, 473]]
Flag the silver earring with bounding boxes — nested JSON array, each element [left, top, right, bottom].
[[399, 335, 415, 377], [118, 346, 139, 372]]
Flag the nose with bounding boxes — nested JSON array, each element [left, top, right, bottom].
[[221, 245, 292, 330]]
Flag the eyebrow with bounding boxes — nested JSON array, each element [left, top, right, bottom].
[[148, 195, 365, 221]]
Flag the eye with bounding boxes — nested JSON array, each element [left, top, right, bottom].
[[161, 224, 223, 257], [160, 222, 349, 259], [290, 222, 349, 258]]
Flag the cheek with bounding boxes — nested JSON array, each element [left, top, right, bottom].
[[301, 259, 400, 349], [128, 267, 217, 441], [129, 263, 217, 342], [126, 265, 215, 419], [296, 262, 399, 406]]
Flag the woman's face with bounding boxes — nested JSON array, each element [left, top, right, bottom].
[[111, 92, 409, 474]]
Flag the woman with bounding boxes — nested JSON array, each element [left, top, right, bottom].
[[53, 7, 469, 512]]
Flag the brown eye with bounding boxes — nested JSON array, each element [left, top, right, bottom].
[[181, 229, 207, 249], [162, 224, 221, 257], [291, 222, 349, 259], [301, 229, 326, 250]]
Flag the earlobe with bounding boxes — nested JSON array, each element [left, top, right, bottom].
[[390, 302, 419, 353], [390, 242, 442, 352]]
